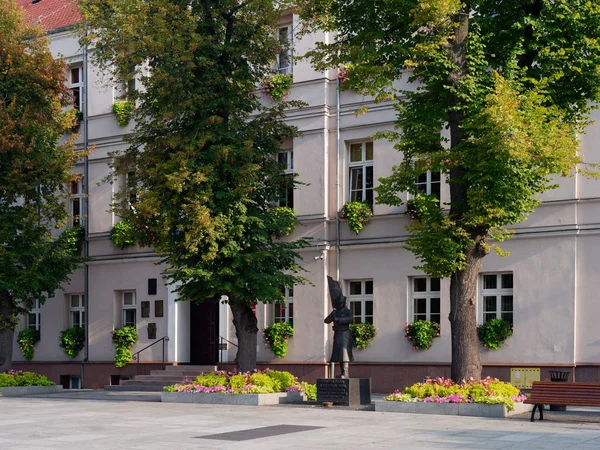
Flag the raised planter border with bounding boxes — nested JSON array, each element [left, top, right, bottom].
[[161, 391, 295, 406], [374, 400, 532, 418], [0, 386, 63, 397]]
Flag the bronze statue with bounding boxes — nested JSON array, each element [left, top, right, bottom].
[[324, 276, 354, 378]]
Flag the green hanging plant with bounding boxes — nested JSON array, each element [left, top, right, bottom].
[[110, 220, 136, 249], [112, 100, 135, 126], [349, 322, 376, 350], [341, 201, 373, 233], [477, 318, 513, 350], [405, 320, 441, 350], [111, 326, 138, 368], [59, 327, 85, 358], [261, 74, 293, 101], [17, 329, 40, 361], [59, 225, 85, 255], [263, 321, 294, 358]]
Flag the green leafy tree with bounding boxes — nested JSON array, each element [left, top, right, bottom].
[[79, 0, 308, 372], [298, 0, 600, 379], [0, 0, 83, 373]]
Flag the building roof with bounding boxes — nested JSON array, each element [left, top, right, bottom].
[[16, 0, 81, 32]]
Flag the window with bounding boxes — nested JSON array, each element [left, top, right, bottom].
[[69, 377, 81, 389], [148, 278, 157, 295], [68, 66, 83, 111], [411, 277, 441, 325], [277, 25, 293, 75], [348, 280, 373, 324], [274, 286, 294, 327], [123, 171, 137, 208], [349, 142, 374, 207], [70, 294, 85, 328], [481, 273, 513, 325], [415, 171, 441, 200], [28, 299, 41, 331], [122, 291, 136, 328], [277, 150, 294, 208], [69, 178, 84, 227]]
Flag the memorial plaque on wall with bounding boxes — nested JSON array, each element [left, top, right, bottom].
[[147, 322, 157, 340], [141, 301, 150, 318], [316, 378, 372, 406], [155, 300, 164, 317]]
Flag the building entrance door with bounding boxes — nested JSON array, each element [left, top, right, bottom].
[[189, 299, 219, 365]]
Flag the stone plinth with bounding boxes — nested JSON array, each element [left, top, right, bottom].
[[316, 378, 372, 406], [374, 400, 532, 417], [161, 392, 291, 406], [0, 386, 63, 397]]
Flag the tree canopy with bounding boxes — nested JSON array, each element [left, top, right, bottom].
[[0, 0, 83, 372], [298, 0, 600, 379], [79, 0, 307, 371]]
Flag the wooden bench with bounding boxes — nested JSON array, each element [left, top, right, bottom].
[[525, 381, 600, 422]]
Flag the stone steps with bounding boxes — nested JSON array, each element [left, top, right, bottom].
[[104, 365, 219, 392]]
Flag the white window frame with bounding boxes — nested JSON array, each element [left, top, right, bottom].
[[348, 142, 374, 207], [348, 280, 373, 324], [122, 171, 137, 209], [68, 65, 83, 111], [480, 273, 513, 325], [69, 377, 81, 389], [276, 24, 293, 75], [28, 299, 41, 331], [273, 286, 294, 327], [122, 291, 137, 328], [69, 178, 84, 227], [415, 170, 441, 198], [69, 294, 85, 328], [277, 150, 294, 208], [410, 277, 441, 325]]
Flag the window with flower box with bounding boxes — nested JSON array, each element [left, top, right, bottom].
[[411, 277, 441, 325], [348, 142, 374, 207], [348, 280, 373, 324], [481, 273, 513, 325], [28, 299, 41, 331], [277, 150, 294, 208], [122, 291, 136, 328], [277, 25, 293, 75], [273, 286, 294, 327], [70, 294, 85, 328]]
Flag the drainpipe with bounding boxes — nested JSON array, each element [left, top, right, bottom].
[[82, 39, 90, 387], [335, 78, 341, 282]]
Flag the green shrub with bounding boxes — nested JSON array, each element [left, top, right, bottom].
[[263, 322, 294, 358], [17, 329, 40, 360], [194, 373, 227, 387], [228, 374, 249, 389], [266, 370, 297, 391], [248, 373, 275, 392], [0, 371, 54, 387], [349, 322, 376, 350], [261, 74, 293, 101], [298, 382, 317, 401], [59, 327, 85, 358], [477, 318, 513, 350]]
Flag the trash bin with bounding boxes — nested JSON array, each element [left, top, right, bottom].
[[549, 371, 570, 411]]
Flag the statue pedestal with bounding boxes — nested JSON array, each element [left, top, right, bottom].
[[316, 378, 372, 406]]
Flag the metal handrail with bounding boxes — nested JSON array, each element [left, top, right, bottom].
[[132, 335, 170, 374], [219, 335, 237, 364]]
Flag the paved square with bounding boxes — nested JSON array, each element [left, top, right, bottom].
[[2, 394, 600, 449]]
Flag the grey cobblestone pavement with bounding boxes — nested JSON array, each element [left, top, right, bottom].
[[2, 394, 600, 449]]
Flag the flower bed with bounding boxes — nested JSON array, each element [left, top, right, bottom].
[[375, 377, 531, 417], [0, 370, 61, 397], [161, 369, 316, 406]]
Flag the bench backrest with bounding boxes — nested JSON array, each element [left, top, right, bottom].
[[527, 381, 600, 406]]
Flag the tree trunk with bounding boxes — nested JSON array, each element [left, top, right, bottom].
[[449, 242, 484, 381], [0, 293, 15, 373], [230, 302, 258, 373], [446, 3, 483, 381]]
